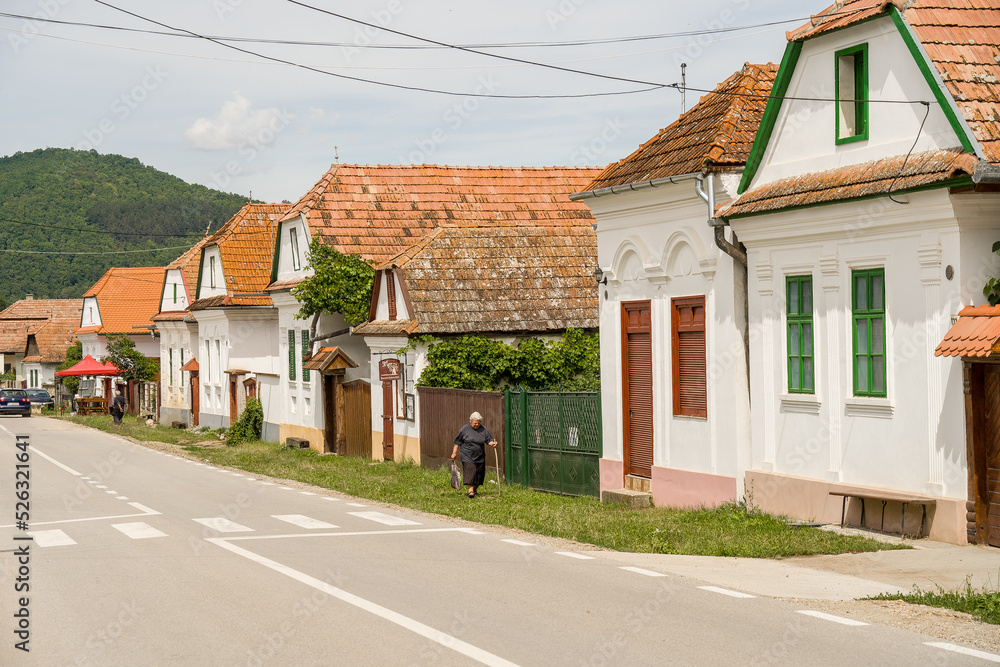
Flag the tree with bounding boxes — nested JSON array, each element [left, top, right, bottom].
[[985, 241, 1000, 305], [55, 340, 83, 394], [102, 335, 158, 383], [292, 240, 375, 325]]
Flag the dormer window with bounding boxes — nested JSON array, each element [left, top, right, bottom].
[[835, 44, 868, 144], [290, 227, 301, 271]]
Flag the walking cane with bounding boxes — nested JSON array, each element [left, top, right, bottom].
[[492, 445, 502, 496]]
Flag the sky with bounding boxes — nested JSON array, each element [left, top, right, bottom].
[[0, 0, 815, 204]]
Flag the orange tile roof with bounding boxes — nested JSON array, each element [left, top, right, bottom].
[[935, 305, 1000, 357], [79, 266, 167, 335], [787, 0, 1000, 164], [584, 63, 779, 191], [0, 299, 83, 353], [28, 317, 80, 363], [278, 164, 600, 266], [189, 203, 288, 309], [720, 149, 978, 217], [354, 224, 598, 336]]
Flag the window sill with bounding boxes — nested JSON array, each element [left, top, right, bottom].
[[844, 397, 893, 419], [780, 394, 821, 414], [672, 414, 707, 422]]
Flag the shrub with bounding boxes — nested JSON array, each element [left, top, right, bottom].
[[227, 397, 263, 444]]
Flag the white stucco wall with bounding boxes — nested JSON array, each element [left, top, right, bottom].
[[160, 269, 192, 313], [81, 297, 101, 329], [752, 16, 966, 189], [275, 216, 313, 284], [198, 246, 227, 299], [373, 271, 411, 321], [586, 177, 751, 502], [155, 319, 198, 417]]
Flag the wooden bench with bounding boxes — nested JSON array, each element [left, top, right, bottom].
[[75, 397, 109, 416], [829, 488, 937, 538]]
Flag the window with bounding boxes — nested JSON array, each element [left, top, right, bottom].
[[210, 256, 217, 289], [672, 296, 707, 418], [835, 44, 868, 144], [301, 329, 310, 383], [852, 269, 886, 397], [169, 348, 174, 387], [786, 276, 814, 393], [215, 340, 221, 384], [172, 283, 178, 304], [287, 329, 296, 381], [290, 227, 301, 271]]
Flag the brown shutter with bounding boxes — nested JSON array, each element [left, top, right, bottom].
[[622, 301, 653, 478], [673, 296, 707, 418]]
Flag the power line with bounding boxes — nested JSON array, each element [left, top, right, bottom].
[[0, 245, 194, 255], [89, 0, 662, 99], [1, 215, 219, 238]]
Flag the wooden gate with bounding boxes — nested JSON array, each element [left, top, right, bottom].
[[984, 366, 1000, 547], [343, 379, 372, 458], [622, 301, 653, 478], [418, 387, 505, 472]]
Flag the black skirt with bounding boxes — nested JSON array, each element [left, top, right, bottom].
[[461, 459, 486, 488]]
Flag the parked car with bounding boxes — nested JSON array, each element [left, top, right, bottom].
[[0, 389, 31, 417], [26, 389, 54, 409]]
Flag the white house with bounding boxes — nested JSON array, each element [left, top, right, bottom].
[[718, 0, 1000, 545], [354, 218, 600, 464], [572, 63, 776, 508], [75, 267, 165, 398], [185, 203, 289, 438]]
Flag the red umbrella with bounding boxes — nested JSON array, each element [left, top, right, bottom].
[[55, 355, 120, 377]]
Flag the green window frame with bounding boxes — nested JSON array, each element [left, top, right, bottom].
[[287, 329, 296, 382], [835, 43, 869, 144], [301, 329, 310, 383], [852, 268, 886, 397], [786, 276, 814, 393], [169, 348, 174, 387]]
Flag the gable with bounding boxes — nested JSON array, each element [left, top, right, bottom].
[[160, 269, 191, 313], [742, 14, 972, 192], [198, 245, 226, 299]]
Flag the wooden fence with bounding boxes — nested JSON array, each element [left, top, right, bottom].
[[343, 379, 372, 458], [417, 387, 505, 473]]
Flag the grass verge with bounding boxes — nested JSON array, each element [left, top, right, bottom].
[[51, 415, 909, 557], [867, 578, 1000, 624]]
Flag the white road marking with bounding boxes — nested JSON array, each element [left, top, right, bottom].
[[224, 527, 480, 542], [127, 502, 160, 515], [322, 497, 341, 501], [95, 485, 107, 489], [348, 511, 420, 526], [260, 482, 275, 486], [272, 515, 338, 530], [925, 643, 1000, 662], [346, 502, 367, 507], [31, 447, 83, 476], [620, 567, 667, 578], [502, 539, 536, 547], [278, 486, 295, 490], [28, 529, 76, 547], [797, 610, 868, 626], [299, 491, 316, 496], [555, 552, 595, 560], [193, 518, 254, 533], [229, 473, 245, 477], [207, 538, 521, 667], [80, 476, 90, 480], [112, 522, 167, 540], [0, 501, 159, 529], [698, 586, 755, 599], [104, 490, 117, 495], [116, 496, 129, 500]]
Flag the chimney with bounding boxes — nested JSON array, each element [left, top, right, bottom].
[[24, 294, 33, 300]]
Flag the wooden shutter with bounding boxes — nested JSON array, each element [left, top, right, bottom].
[[673, 296, 707, 418], [287, 329, 296, 381], [301, 330, 310, 382], [622, 301, 653, 478]]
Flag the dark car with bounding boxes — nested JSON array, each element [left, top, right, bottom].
[[0, 389, 31, 417], [26, 389, 54, 409]]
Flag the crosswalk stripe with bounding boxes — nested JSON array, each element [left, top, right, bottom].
[[272, 515, 338, 530], [28, 529, 76, 547], [347, 511, 420, 526], [192, 517, 254, 533], [112, 522, 167, 539]]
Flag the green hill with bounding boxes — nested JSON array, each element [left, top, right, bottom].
[[0, 148, 250, 304]]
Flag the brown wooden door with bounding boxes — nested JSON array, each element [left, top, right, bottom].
[[381, 380, 394, 460], [622, 301, 653, 478], [985, 366, 1000, 547], [344, 379, 372, 458], [324, 374, 336, 454], [190, 371, 200, 427], [229, 375, 238, 426]]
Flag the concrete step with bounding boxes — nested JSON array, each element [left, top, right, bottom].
[[601, 488, 652, 509]]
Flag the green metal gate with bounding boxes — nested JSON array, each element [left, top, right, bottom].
[[504, 390, 602, 498]]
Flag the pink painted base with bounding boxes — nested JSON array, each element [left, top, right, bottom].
[[599, 458, 624, 493], [651, 466, 737, 508]]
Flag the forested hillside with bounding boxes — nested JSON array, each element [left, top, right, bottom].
[[0, 148, 250, 303]]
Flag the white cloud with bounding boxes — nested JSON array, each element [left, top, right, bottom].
[[184, 92, 289, 150]]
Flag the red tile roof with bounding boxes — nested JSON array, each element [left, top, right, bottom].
[[584, 63, 779, 191], [0, 299, 83, 353], [79, 266, 166, 336], [190, 203, 288, 310], [787, 0, 1000, 164], [27, 317, 80, 363], [354, 224, 598, 336], [721, 148, 978, 217], [278, 164, 600, 267], [935, 305, 1000, 357]]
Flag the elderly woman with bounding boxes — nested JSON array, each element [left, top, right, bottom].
[[451, 411, 497, 498]]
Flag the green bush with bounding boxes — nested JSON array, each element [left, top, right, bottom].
[[227, 397, 262, 444]]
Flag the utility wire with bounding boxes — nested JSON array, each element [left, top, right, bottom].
[[90, 0, 661, 99], [1, 215, 220, 238], [888, 102, 932, 204], [0, 244, 194, 255]]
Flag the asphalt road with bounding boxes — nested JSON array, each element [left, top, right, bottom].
[[0, 416, 994, 666]]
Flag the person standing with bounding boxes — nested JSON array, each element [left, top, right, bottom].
[[451, 411, 497, 498], [112, 387, 126, 426]]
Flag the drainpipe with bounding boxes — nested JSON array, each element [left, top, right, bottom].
[[694, 173, 746, 266]]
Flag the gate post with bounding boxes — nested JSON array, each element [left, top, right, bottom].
[[504, 390, 512, 483], [558, 391, 565, 495], [521, 390, 530, 489]]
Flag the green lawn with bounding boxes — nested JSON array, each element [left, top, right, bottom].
[[867, 579, 1000, 624], [51, 414, 909, 558]]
